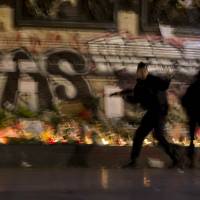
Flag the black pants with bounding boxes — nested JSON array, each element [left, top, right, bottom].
[[130, 110, 176, 163], [187, 114, 200, 160]]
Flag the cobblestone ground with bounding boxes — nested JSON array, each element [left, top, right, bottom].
[[0, 168, 199, 200]]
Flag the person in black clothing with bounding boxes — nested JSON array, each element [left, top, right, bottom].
[[110, 62, 178, 168], [181, 70, 200, 168]]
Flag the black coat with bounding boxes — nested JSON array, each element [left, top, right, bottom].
[[181, 72, 200, 123], [122, 74, 170, 114]]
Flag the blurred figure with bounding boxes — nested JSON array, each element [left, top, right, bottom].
[[181, 70, 200, 168], [110, 62, 178, 168]]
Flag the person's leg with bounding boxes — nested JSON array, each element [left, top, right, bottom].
[[154, 116, 178, 167], [127, 112, 154, 167], [187, 118, 196, 168]]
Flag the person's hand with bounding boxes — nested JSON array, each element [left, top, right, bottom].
[[109, 92, 120, 97]]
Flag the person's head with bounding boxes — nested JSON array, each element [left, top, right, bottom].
[[136, 62, 148, 80]]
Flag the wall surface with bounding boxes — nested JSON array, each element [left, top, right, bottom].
[[0, 2, 199, 142]]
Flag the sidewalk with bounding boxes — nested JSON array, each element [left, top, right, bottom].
[[1, 144, 200, 168], [0, 168, 199, 200]]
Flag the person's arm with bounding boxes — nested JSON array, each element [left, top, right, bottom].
[[109, 89, 133, 97]]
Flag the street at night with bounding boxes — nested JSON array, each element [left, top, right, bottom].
[[0, 168, 199, 200], [0, 0, 200, 199]]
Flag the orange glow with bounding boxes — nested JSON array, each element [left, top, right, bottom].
[[0, 137, 9, 144], [0, 120, 199, 147], [0, 128, 19, 138]]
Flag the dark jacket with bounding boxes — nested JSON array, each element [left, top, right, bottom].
[[122, 74, 170, 114], [181, 72, 200, 122]]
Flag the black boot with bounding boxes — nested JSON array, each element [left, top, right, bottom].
[[187, 144, 195, 168], [168, 158, 179, 168], [121, 160, 138, 169]]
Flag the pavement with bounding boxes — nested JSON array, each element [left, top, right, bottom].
[[0, 168, 200, 200]]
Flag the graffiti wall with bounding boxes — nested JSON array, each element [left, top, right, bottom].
[[0, 32, 200, 145]]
